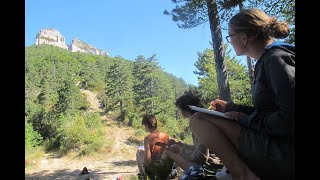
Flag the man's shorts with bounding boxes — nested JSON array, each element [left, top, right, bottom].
[[138, 146, 144, 150], [180, 165, 205, 180]]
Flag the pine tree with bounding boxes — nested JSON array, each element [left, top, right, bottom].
[[105, 56, 134, 121]]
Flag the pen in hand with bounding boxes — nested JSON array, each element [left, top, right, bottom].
[[208, 104, 215, 110]]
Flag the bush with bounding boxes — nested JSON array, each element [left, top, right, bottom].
[[131, 115, 142, 128], [134, 128, 147, 137], [58, 115, 88, 153], [57, 113, 105, 155], [25, 122, 43, 152], [146, 158, 174, 180], [83, 112, 102, 129], [79, 137, 104, 155]]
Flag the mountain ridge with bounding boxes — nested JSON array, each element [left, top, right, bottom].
[[36, 28, 108, 56]]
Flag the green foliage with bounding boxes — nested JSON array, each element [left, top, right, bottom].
[[194, 48, 219, 103], [83, 112, 103, 129], [146, 158, 174, 180], [57, 113, 105, 155], [128, 175, 139, 180], [78, 92, 90, 110], [225, 53, 252, 105], [132, 55, 177, 118], [25, 100, 42, 122], [134, 128, 147, 137], [58, 115, 88, 152], [25, 44, 192, 155], [132, 55, 158, 114], [29, 108, 60, 140], [194, 47, 252, 105], [104, 56, 134, 121], [79, 138, 105, 155], [79, 59, 104, 90], [166, 0, 295, 43], [164, 0, 208, 29], [25, 122, 43, 152], [131, 114, 144, 129]]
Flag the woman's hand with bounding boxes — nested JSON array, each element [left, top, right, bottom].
[[224, 111, 247, 122], [209, 99, 227, 112]]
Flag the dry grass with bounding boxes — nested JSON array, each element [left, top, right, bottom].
[[25, 147, 46, 170]]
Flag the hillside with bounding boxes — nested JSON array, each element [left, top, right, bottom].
[[25, 44, 192, 179], [25, 89, 142, 179]]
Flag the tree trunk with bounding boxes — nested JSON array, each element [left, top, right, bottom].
[[239, 4, 255, 86], [206, 0, 231, 101], [120, 99, 123, 112], [174, 85, 178, 120], [150, 79, 154, 113]]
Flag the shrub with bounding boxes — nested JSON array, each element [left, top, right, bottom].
[[57, 113, 105, 155], [25, 122, 43, 152], [58, 115, 88, 153]]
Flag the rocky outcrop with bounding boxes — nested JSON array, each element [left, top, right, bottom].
[[36, 29, 68, 50], [35, 28, 108, 56], [69, 38, 108, 56]]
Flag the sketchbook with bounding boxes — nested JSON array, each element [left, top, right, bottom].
[[188, 105, 232, 120]]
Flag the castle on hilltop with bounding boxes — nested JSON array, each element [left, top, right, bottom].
[[36, 28, 108, 56]]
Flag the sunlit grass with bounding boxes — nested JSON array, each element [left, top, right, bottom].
[[25, 147, 45, 170]]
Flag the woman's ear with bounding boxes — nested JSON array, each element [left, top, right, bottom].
[[241, 33, 248, 46]]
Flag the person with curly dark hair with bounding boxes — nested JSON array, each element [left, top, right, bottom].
[[162, 91, 223, 179]]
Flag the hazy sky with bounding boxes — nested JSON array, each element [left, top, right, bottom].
[[25, 0, 242, 86]]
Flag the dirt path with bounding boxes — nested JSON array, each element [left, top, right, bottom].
[[25, 89, 141, 180]]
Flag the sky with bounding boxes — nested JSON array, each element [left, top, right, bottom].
[[25, 0, 243, 86]]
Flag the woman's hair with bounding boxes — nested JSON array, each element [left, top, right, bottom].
[[142, 114, 158, 129], [229, 8, 290, 42], [175, 90, 204, 115]]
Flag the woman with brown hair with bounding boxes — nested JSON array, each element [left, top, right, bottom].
[[190, 8, 295, 180]]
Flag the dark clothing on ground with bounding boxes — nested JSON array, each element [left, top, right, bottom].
[[180, 165, 205, 180], [225, 44, 295, 179]]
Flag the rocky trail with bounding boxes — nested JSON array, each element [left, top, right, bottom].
[[25, 89, 141, 180]]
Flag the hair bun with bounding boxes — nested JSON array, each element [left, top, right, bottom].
[[266, 17, 290, 39]]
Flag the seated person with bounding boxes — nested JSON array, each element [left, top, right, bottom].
[[161, 91, 223, 179], [189, 9, 295, 180], [136, 114, 174, 179]]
